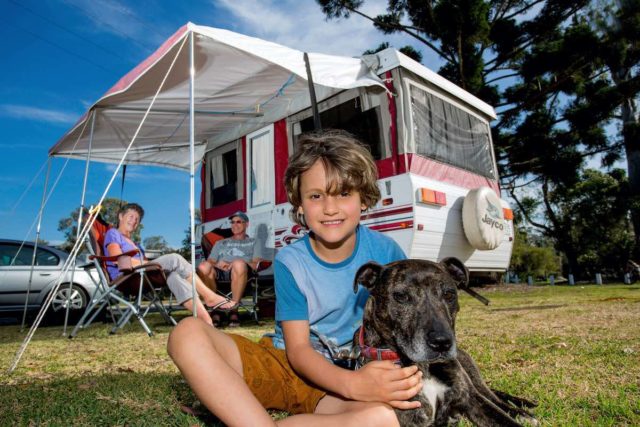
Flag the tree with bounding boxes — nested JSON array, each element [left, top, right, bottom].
[[57, 198, 143, 251], [318, 0, 588, 105], [319, 1, 640, 275], [143, 236, 170, 252], [582, 0, 640, 257], [510, 228, 562, 280], [363, 41, 423, 62], [498, 1, 640, 269], [178, 209, 201, 260], [512, 169, 633, 277]]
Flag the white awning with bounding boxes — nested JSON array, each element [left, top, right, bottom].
[[49, 22, 384, 170]]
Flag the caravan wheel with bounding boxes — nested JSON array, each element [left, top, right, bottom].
[[462, 186, 506, 250]]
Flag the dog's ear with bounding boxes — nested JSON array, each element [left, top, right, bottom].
[[440, 257, 469, 287], [354, 262, 385, 293], [441, 257, 490, 305]]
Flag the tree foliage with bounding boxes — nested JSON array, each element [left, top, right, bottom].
[[513, 169, 633, 277], [510, 228, 562, 279], [363, 41, 423, 62], [143, 236, 170, 251], [499, 1, 640, 268], [178, 209, 201, 260], [318, 0, 588, 105]]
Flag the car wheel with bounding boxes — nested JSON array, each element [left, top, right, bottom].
[[50, 284, 88, 312]]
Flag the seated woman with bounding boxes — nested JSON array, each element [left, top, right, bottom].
[[104, 203, 236, 326]]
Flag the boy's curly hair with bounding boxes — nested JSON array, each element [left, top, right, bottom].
[[284, 130, 380, 227]]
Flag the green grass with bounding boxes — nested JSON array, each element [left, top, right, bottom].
[[1, 284, 639, 426]]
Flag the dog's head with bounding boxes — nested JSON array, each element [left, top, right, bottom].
[[354, 258, 469, 364]]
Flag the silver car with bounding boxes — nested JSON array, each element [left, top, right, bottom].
[[0, 239, 98, 316]]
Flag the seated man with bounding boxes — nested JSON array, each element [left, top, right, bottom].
[[198, 211, 263, 327]]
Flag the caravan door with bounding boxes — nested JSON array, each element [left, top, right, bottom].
[[245, 125, 275, 261]]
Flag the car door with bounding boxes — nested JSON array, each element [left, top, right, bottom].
[[0, 243, 61, 311]]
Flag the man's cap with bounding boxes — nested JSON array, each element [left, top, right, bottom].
[[228, 211, 249, 222]]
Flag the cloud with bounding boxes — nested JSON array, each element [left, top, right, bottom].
[[62, 0, 167, 51], [213, 0, 423, 58], [0, 105, 79, 124]]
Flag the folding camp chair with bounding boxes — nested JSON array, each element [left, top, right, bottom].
[[70, 213, 176, 338], [200, 229, 271, 323]]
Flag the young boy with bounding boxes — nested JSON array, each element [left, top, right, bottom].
[[168, 131, 422, 426]]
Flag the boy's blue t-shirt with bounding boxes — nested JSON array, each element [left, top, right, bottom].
[[270, 225, 406, 359]]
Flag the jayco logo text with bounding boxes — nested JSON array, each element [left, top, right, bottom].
[[482, 213, 504, 230]]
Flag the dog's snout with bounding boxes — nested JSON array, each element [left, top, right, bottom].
[[427, 331, 453, 352]]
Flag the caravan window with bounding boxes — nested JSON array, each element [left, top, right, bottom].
[[207, 143, 241, 207], [410, 84, 495, 178], [293, 96, 384, 160]]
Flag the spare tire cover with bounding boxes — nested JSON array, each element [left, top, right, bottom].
[[462, 187, 505, 250]]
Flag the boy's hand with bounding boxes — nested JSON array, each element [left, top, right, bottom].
[[347, 360, 423, 409]]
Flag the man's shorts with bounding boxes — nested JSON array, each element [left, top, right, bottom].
[[215, 268, 231, 282], [228, 334, 326, 414]]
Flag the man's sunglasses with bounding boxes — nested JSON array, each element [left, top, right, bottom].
[[230, 220, 246, 224]]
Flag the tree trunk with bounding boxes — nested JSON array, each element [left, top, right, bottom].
[[616, 64, 640, 258], [623, 112, 640, 259], [559, 241, 580, 277]]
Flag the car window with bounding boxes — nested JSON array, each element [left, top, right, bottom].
[[0, 244, 31, 266], [36, 248, 59, 266], [0, 244, 60, 266]]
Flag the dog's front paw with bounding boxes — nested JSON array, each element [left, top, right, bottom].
[[395, 407, 432, 427]]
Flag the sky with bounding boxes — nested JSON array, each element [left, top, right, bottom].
[[0, 0, 434, 248]]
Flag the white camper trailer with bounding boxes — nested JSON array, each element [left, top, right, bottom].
[[198, 48, 514, 276]]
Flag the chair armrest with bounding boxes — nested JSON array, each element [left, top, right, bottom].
[[89, 249, 139, 262], [255, 260, 272, 272]]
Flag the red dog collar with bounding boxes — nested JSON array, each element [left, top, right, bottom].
[[358, 325, 400, 362]]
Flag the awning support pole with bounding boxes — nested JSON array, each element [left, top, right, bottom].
[[9, 34, 189, 375], [303, 52, 322, 131], [63, 109, 96, 336], [20, 158, 52, 331], [189, 30, 197, 318]]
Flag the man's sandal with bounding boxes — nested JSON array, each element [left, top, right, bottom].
[[207, 299, 239, 313]]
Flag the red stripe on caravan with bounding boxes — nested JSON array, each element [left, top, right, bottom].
[[274, 119, 289, 204], [203, 201, 244, 223], [380, 70, 398, 179], [200, 159, 206, 215], [368, 221, 414, 232], [360, 205, 413, 221], [400, 154, 500, 194]]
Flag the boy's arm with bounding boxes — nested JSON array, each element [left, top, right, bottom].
[[282, 320, 423, 409]]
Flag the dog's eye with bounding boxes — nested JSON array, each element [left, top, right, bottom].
[[443, 288, 457, 302], [392, 291, 410, 304]]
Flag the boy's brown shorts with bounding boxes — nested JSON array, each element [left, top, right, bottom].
[[228, 334, 326, 414]]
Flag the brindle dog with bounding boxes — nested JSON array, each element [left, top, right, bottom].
[[354, 258, 537, 427]]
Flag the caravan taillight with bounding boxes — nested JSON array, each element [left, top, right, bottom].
[[503, 208, 514, 220], [419, 188, 446, 206]]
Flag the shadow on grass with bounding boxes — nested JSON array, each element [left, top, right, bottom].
[[490, 304, 567, 312], [0, 312, 184, 345], [1, 371, 221, 426]]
